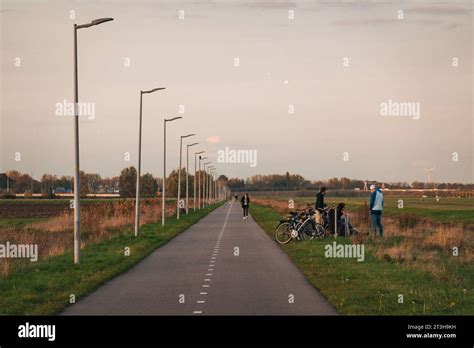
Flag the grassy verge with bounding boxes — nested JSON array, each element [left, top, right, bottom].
[[258, 196, 474, 225], [0, 203, 222, 315], [329, 197, 474, 225], [251, 203, 472, 315]]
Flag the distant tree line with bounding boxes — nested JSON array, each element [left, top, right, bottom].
[[2, 170, 122, 197], [226, 172, 474, 191], [118, 167, 228, 198], [1, 170, 472, 198], [1, 168, 230, 198]]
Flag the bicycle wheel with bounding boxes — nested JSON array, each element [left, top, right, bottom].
[[275, 222, 293, 244], [299, 220, 313, 241], [314, 223, 325, 238]]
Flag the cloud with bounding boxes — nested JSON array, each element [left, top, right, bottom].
[[207, 135, 221, 144]]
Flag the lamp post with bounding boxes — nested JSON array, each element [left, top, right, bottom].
[[212, 172, 217, 203], [214, 174, 218, 201], [203, 162, 211, 207], [207, 166, 215, 207], [199, 156, 208, 209], [209, 171, 215, 204], [134, 87, 165, 237], [177, 134, 195, 219], [214, 173, 218, 202], [163, 116, 182, 227], [73, 17, 114, 264], [186, 142, 198, 214], [194, 151, 205, 211]]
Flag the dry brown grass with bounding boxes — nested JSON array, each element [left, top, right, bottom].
[[252, 198, 289, 215], [424, 226, 466, 250], [253, 197, 473, 280], [0, 199, 176, 275], [376, 242, 414, 263]]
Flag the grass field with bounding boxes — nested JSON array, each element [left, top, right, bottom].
[[251, 203, 473, 315], [0, 197, 177, 226], [0, 198, 131, 205], [0, 202, 221, 315], [0, 195, 471, 315], [0, 217, 48, 228], [256, 195, 474, 225]]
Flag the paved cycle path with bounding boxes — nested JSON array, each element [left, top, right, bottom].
[[62, 202, 336, 315]]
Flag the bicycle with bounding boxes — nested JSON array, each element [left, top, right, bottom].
[[275, 204, 325, 244]]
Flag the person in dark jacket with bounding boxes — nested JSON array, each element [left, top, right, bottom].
[[241, 193, 250, 219], [315, 186, 327, 210], [314, 186, 327, 224], [369, 184, 384, 241]]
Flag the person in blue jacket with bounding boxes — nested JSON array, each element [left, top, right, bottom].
[[369, 184, 384, 241]]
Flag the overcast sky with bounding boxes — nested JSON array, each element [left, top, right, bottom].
[[1, 0, 472, 183]]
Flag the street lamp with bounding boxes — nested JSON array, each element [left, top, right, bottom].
[[213, 173, 218, 201], [203, 162, 211, 208], [209, 171, 215, 204], [214, 173, 218, 202], [163, 116, 182, 227], [208, 166, 216, 205], [73, 17, 114, 264], [177, 133, 195, 219], [186, 142, 198, 214], [207, 166, 215, 207], [194, 151, 205, 212], [134, 87, 166, 237], [198, 156, 207, 209]]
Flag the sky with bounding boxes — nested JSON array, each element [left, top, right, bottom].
[[1, 0, 473, 183]]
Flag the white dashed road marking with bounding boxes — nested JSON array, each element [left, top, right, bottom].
[[192, 202, 233, 315]]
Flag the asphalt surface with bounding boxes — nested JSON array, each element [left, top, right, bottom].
[[62, 202, 337, 315]]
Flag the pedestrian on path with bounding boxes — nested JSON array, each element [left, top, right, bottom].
[[241, 193, 250, 219]]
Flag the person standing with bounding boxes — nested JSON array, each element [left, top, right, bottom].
[[315, 186, 327, 224], [241, 192, 250, 220], [315, 186, 326, 210], [369, 184, 384, 241]]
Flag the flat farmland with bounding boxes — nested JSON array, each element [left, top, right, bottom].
[[250, 194, 474, 315], [254, 195, 474, 225], [0, 198, 176, 228]]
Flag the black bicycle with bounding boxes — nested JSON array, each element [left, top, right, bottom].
[[275, 204, 325, 244]]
